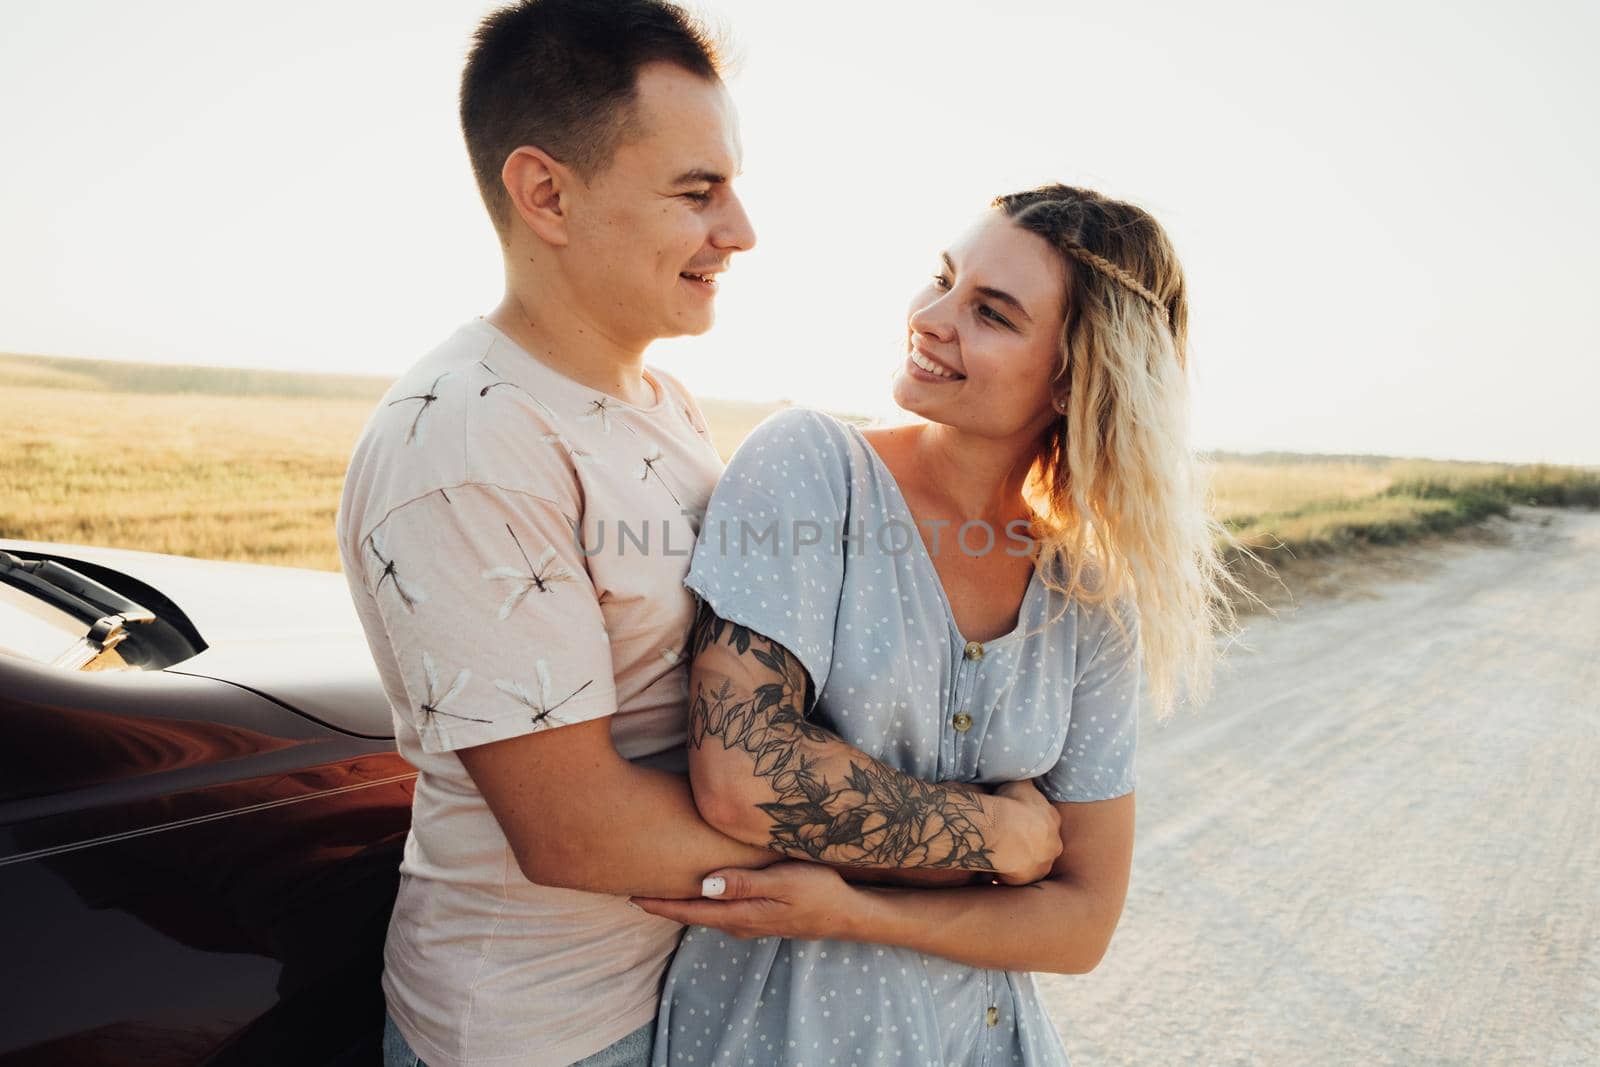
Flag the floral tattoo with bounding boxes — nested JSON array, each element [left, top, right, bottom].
[[686, 602, 997, 871]]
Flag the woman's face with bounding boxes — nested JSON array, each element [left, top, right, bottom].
[[893, 212, 1069, 441]]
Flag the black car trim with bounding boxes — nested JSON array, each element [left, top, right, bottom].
[[0, 770, 417, 868], [166, 669, 397, 741]]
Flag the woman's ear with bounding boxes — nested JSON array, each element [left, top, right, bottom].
[[501, 146, 571, 247]]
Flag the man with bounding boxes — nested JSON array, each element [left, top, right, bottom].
[[339, 5, 765, 1063], [338, 3, 1059, 1065]]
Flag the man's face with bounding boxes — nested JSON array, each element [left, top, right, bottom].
[[561, 62, 756, 347]]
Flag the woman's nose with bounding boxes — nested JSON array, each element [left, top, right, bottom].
[[908, 293, 956, 342]]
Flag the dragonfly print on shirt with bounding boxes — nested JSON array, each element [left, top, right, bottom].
[[495, 660, 595, 728], [482, 524, 576, 620], [476, 358, 557, 420], [541, 431, 600, 465], [367, 528, 426, 613], [634, 443, 683, 507], [388, 372, 450, 445], [417, 651, 489, 729], [577, 395, 640, 438]]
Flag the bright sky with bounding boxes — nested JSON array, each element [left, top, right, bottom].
[[3, 1, 1596, 465]]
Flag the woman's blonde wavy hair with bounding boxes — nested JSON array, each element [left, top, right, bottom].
[[996, 184, 1254, 720]]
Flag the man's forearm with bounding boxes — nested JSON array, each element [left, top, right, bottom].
[[562, 756, 971, 895], [459, 719, 776, 900], [522, 760, 778, 898]]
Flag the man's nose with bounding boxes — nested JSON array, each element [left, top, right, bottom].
[[713, 190, 757, 253]]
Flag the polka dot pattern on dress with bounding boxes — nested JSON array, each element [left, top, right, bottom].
[[657, 409, 1141, 1066]]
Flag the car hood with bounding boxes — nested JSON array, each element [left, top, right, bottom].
[[4, 540, 393, 738]]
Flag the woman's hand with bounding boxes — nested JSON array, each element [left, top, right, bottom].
[[991, 779, 1063, 885], [631, 862, 861, 942]]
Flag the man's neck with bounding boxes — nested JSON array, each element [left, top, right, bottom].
[[486, 288, 656, 408]]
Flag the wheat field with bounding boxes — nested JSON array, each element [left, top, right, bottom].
[[2, 353, 1594, 572]]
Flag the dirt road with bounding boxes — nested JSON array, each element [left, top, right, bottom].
[[1038, 506, 1600, 1066]]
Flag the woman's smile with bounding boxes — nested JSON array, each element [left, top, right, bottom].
[[907, 346, 966, 381]]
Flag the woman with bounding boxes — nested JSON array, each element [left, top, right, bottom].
[[634, 184, 1243, 1065]]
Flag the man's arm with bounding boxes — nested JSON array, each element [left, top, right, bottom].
[[685, 602, 1062, 884], [458, 718, 776, 900], [633, 792, 1135, 974], [458, 711, 979, 899], [351, 479, 777, 902]]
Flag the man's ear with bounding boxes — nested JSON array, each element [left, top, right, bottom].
[[502, 146, 572, 247]]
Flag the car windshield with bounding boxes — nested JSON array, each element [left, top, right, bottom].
[[0, 579, 92, 664]]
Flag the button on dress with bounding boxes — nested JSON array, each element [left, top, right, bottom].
[[653, 409, 1141, 1067]]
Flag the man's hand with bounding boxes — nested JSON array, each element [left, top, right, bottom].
[[631, 862, 859, 942], [991, 779, 1064, 885]]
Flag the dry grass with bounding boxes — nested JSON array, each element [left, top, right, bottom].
[[1213, 456, 1599, 561], [2, 385, 374, 569], [1208, 459, 1397, 521], [0, 354, 783, 570], [3, 353, 1595, 573]]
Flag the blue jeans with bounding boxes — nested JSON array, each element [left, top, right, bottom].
[[383, 1012, 653, 1067]]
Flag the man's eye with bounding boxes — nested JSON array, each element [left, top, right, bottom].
[[682, 191, 712, 204]]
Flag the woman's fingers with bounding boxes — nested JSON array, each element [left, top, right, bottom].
[[630, 896, 786, 939], [631, 862, 855, 940], [699, 863, 814, 900], [631, 896, 723, 923]]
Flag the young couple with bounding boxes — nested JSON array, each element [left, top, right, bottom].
[[337, 2, 1233, 1065]]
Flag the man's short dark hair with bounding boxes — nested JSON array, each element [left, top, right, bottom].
[[460, 0, 723, 230]]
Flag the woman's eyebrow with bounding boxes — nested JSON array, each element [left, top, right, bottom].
[[942, 251, 1033, 323]]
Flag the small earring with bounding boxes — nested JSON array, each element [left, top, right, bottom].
[[1052, 394, 1070, 414]]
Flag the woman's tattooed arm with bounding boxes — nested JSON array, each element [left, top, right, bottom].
[[685, 601, 1002, 872]]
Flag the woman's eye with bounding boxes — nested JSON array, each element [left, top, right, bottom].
[[979, 305, 1014, 329], [932, 273, 951, 289]]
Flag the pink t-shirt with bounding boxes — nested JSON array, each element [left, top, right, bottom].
[[336, 319, 723, 1067]]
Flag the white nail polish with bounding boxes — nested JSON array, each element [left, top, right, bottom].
[[701, 876, 726, 897]]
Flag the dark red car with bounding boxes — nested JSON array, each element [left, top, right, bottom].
[[1, 540, 412, 1065]]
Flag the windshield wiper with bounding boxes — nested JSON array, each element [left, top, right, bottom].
[[0, 550, 158, 668]]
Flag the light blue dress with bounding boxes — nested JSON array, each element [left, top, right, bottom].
[[653, 409, 1141, 1067]]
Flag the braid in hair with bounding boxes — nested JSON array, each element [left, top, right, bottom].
[[994, 186, 1185, 365], [1055, 242, 1171, 329]]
